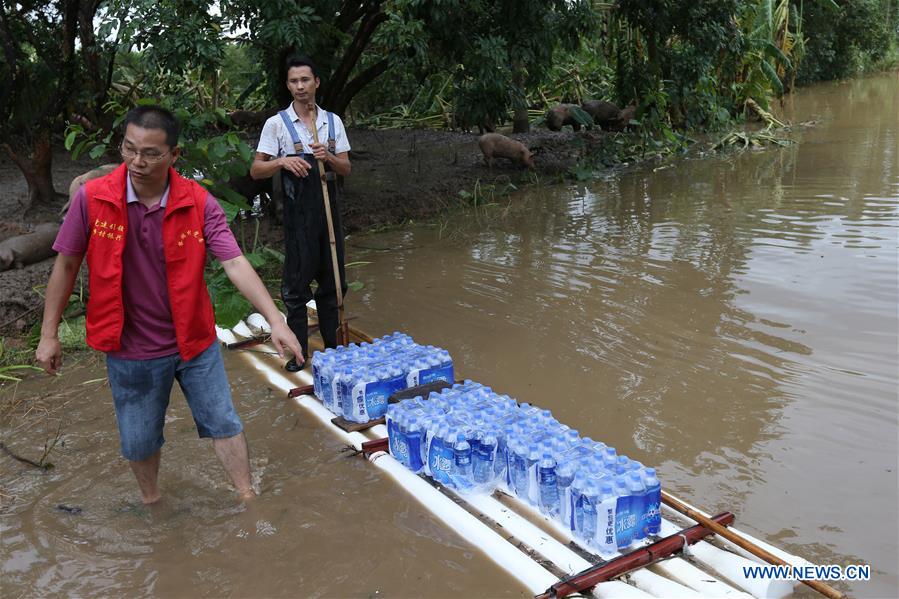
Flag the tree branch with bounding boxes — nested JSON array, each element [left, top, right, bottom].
[[324, 6, 388, 111], [336, 1, 373, 32], [0, 4, 22, 69], [332, 57, 390, 115], [2, 142, 30, 174]]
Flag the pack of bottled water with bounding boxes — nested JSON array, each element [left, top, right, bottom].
[[386, 381, 516, 491], [385, 380, 663, 556], [311, 332, 454, 423]]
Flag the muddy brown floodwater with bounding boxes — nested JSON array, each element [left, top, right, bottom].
[[3, 71, 898, 598]]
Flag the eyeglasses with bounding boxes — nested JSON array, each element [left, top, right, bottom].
[[120, 145, 171, 163]]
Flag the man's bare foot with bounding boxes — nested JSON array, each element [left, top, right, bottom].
[[141, 493, 162, 505], [237, 488, 256, 502]]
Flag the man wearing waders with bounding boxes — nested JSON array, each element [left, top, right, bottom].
[[250, 57, 352, 371]]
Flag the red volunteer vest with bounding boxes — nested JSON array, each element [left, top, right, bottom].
[[83, 164, 217, 361]]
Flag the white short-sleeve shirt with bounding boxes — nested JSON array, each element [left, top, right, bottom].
[[256, 103, 351, 157]]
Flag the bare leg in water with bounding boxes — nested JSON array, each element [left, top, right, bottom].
[[128, 434, 254, 503], [214, 432, 255, 501], [129, 450, 162, 504]]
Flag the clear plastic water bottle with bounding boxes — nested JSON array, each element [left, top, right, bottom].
[[509, 438, 529, 497], [537, 453, 559, 517], [642, 468, 662, 536], [614, 475, 633, 551], [570, 473, 586, 533], [392, 410, 410, 467], [575, 480, 598, 548], [473, 434, 496, 485], [386, 403, 399, 456], [496, 424, 514, 482], [386, 404, 402, 462], [627, 471, 648, 541], [556, 460, 576, 527], [603, 445, 618, 467], [311, 349, 325, 397], [453, 433, 472, 487], [405, 415, 426, 473], [425, 418, 445, 478], [596, 481, 617, 555], [525, 443, 542, 504], [333, 364, 355, 418], [435, 424, 455, 484]]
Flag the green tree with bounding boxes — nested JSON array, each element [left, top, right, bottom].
[[0, 0, 111, 208], [796, 0, 897, 84], [219, 0, 595, 130]]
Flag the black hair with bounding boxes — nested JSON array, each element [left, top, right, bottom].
[[285, 56, 319, 80], [122, 105, 180, 147]]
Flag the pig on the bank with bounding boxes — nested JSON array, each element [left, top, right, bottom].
[[545, 104, 586, 132], [0, 222, 60, 271], [581, 100, 621, 130], [478, 133, 534, 169], [615, 105, 638, 130], [62, 163, 119, 216]]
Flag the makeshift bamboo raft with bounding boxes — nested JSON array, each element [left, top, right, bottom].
[[216, 308, 844, 599]]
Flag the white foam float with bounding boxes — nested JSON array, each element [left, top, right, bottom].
[[246, 312, 273, 335]]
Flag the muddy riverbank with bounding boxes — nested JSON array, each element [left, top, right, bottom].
[[0, 127, 607, 333]]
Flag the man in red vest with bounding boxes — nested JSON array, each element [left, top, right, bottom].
[[35, 105, 302, 504]]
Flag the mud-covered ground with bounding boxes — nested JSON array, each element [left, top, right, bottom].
[[0, 127, 607, 334]]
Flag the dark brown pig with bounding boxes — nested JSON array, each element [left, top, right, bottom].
[[581, 100, 621, 130], [478, 133, 534, 169], [0, 223, 60, 271], [615, 105, 638, 130], [545, 104, 585, 132], [62, 163, 118, 217]]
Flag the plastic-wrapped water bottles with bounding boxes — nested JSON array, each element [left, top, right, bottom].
[[312, 334, 455, 422], [381, 369, 665, 553]]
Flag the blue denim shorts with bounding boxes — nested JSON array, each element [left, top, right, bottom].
[[106, 341, 243, 461]]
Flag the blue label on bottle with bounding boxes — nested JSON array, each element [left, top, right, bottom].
[[420, 364, 454, 385], [407, 433, 424, 473], [615, 496, 635, 549]]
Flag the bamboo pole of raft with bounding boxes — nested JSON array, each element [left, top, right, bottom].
[[661, 491, 847, 599], [307, 103, 350, 346]]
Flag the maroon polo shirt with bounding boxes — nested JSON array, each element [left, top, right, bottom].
[[53, 175, 242, 359]]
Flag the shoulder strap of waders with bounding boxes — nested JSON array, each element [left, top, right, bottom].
[[326, 111, 336, 154], [278, 110, 304, 154]]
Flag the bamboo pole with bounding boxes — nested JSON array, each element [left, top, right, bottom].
[[661, 490, 847, 599], [307, 102, 350, 346]]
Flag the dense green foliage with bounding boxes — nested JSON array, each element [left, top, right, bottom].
[[1, 0, 897, 208], [796, 0, 898, 83]]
